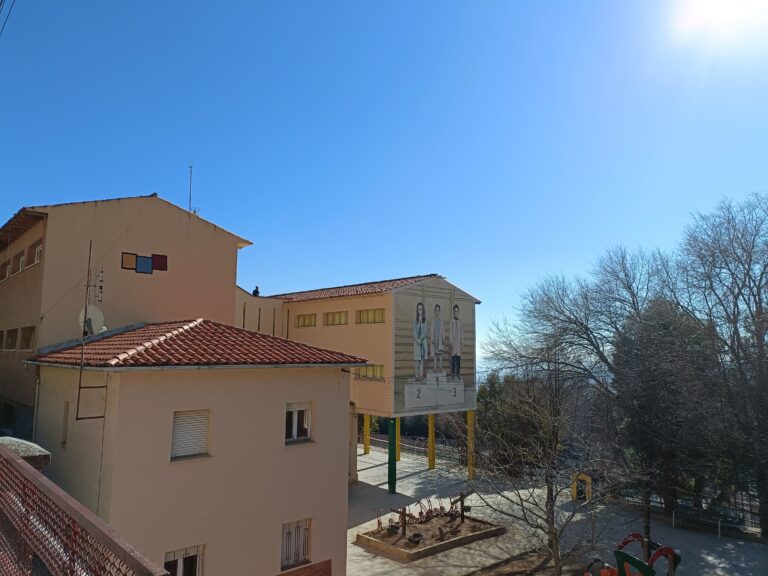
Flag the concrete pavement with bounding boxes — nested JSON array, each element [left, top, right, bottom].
[[347, 447, 768, 576]]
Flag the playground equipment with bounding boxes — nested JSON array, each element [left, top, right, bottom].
[[583, 532, 681, 576]]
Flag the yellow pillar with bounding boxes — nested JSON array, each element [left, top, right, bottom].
[[467, 410, 475, 480], [396, 417, 401, 461], [428, 414, 436, 470], [363, 414, 371, 455]]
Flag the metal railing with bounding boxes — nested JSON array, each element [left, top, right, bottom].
[[0, 444, 168, 576], [359, 433, 465, 465]]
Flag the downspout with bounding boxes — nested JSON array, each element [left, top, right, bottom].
[[25, 364, 40, 441]]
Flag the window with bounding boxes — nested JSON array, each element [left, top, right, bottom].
[[171, 410, 210, 460], [27, 241, 42, 266], [281, 519, 311, 570], [356, 308, 385, 324], [0, 261, 8, 281], [285, 403, 311, 443], [356, 364, 384, 380], [11, 252, 24, 275], [164, 545, 203, 576], [4, 329, 17, 351], [295, 313, 316, 328], [323, 310, 348, 326], [19, 327, 35, 351]]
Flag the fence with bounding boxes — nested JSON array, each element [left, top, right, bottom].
[[0, 444, 168, 576], [359, 433, 763, 536], [359, 433, 465, 465]]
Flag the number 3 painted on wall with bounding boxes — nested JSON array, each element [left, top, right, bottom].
[[452, 387, 457, 397]]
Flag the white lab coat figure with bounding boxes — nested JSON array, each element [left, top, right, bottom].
[[449, 306, 464, 379], [431, 305, 444, 371], [413, 302, 427, 380]]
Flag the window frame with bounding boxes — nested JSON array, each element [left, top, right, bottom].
[[164, 545, 204, 576], [285, 402, 312, 444], [323, 310, 348, 326], [294, 313, 317, 328], [170, 409, 210, 461], [27, 241, 43, 266], [281, 518, 311, 571], [19, 326, 35, 351], [4, 329, 18, 351], [10, 251, 24, 276], [356, 364, 385, 380], [355, 308, 385, 324]]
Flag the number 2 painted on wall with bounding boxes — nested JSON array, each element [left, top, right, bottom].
[[416, 388, 422, 399]]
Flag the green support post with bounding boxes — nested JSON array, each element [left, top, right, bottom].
[[388, 417, 397, 494]]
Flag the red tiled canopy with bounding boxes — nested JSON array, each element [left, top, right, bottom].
[[29, 320, 367, 369], [268, 274, 440, 302]]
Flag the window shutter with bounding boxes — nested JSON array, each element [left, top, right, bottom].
[[171, 410, 209, 458]]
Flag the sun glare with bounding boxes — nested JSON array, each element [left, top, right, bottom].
[[673, 0, 768, 52]]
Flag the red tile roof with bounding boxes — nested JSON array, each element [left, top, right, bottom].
[[30, 320, 367, 368], [268, 274, 441, 302]]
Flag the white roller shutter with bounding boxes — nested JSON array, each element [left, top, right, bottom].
[[171, 410, 209, 459]]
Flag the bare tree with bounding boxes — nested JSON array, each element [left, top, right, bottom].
[[461, 329, 619, 576], [664, 194, 768, 535]]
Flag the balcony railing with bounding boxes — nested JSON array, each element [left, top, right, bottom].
[[0, 443, 167, 576]]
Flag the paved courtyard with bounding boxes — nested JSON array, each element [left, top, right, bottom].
[[347, 447, 768, 575]]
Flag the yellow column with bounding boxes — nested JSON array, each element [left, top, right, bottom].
[[467, 410, 475, 480], [428, 414, 436, 470], [396, 417, 401, 461], [363, 414, 371, 455]]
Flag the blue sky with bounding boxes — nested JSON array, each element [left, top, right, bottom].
[[2, 1, 768, 345]]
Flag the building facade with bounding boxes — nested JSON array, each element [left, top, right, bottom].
[[0, 195, 249, 437], [235, 274, 480, 491], [30, 319, 364, 576]]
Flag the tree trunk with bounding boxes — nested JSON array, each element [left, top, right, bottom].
[[693, 476, 705, 510], [662, 486, 677, 516], [545, 467, 560, 572], [641, 484, 652, 549]]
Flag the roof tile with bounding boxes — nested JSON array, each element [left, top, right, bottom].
[[268, 274, 440, 302], [31, 320, 366, 368]]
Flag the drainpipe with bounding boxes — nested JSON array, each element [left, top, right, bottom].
[[25, 364, 40, 441]]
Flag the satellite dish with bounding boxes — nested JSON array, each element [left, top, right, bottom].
[[78, 306, 106, 337]]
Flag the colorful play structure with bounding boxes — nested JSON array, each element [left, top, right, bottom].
[[583, 532, 681, 576]]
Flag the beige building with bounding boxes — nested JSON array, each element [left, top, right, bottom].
[[29, 319, 365, 576], [0, 195, 250, 437], [235, 275, 480, 491]]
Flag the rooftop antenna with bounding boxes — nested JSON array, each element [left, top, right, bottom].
[[75, 240, 107, 421], [188, 164, 193, 212]]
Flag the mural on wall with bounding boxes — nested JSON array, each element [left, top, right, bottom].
[[121, 252, 168, 275], [394, 279, 477, 416]]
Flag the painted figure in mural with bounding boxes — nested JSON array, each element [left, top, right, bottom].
[[413, 302, 428, 380], [431, 304, 444, 371], [449, 304, 463, 379]]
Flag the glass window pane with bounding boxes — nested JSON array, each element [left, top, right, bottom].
[[285, 410, 293, 440]]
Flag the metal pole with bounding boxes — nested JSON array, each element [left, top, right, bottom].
[[467, 410, 476, 480], [428, 414, 436, 470], [388, 418, 397, 494], [395, 417, 401, 461]]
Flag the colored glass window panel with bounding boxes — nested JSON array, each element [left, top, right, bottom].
[[136, 256, 153, 274], [152, 254, 168, 271], [121, 253, 137, 270]]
